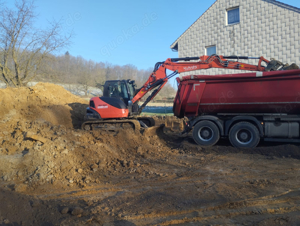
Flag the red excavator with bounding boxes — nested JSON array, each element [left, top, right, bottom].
[[82, 54, 287, 131]]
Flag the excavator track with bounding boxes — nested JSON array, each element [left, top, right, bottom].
[[81, 117, 159, 136], [82, 119, 141, 132]]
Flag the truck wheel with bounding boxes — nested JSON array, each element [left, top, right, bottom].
[[192, 120, 220, 146], [229, 122, 260, 148]]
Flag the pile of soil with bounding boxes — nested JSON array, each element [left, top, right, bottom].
[[0, 83, 87, 129], [0, 83, 172, 191]]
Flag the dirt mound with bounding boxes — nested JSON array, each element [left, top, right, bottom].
[[0, 119, 169, 191], [0, 83, 90, 188], [0, 83, 170, 190], [0, 82, 88, 129]]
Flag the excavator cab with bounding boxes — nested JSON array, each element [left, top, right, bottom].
[[85, 79, 141, 121], [103, 80, 136, 105]]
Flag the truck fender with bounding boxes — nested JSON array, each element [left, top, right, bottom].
[[225, 116, 264, 137], [190, 116, 224, 136]]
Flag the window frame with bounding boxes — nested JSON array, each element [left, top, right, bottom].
[[226, 6, 240, 26], [205, 45, 217, 56]]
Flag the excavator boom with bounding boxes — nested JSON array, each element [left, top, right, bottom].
[[132, 55, 270, 113]]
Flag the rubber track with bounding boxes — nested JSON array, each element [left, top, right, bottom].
[[81, 119, 141, 131]]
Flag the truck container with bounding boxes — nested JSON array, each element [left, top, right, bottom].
[[173, 69, 300, 148]]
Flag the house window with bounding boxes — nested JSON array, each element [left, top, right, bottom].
[[227, 7, 240, 25], [206, 45, 216, 56]]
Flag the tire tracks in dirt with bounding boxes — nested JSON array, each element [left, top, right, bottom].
[[127, 189, 300, 225]]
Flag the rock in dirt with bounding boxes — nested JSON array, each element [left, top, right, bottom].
[[71, 207, 83, 216], [61, 207, 69, 214], [26, 131, 48, 144], [14, 184, 27, 192], [61, 149, 69, 155], [30, 200, 41, 207]]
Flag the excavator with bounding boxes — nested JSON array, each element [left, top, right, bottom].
[[81, 54, 297, 131]]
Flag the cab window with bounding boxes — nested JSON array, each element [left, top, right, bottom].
[[107, 81, 128, 99]]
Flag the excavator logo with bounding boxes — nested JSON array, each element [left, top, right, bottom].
[[183, 66, 197, 71], [97, 105, 108, 109]]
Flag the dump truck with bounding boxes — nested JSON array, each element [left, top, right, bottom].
[[175, 67, 300, 148]]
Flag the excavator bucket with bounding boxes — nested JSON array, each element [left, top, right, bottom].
[[142, 124, 165, 137], [164, 117, 185, 132], [265, 59, 299, 71], [282, 63, 299, 70]]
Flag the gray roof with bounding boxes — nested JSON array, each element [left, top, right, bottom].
[[170, 0, 300, 50], [264, 0, 300, 13]]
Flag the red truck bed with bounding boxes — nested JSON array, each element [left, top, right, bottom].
[[174, 69, 300, 118]]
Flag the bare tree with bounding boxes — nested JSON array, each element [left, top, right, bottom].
[[0, 0, 71, 87], [75, 58, 94, 96]]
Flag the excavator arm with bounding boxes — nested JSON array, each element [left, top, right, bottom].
[[132, 55, 270, 114]]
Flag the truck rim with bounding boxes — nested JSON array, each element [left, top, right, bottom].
[[235, 129, 253, 145], [198, 126, 214, 142]]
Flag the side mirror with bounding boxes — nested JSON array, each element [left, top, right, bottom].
[[128, 100, 133, 114]]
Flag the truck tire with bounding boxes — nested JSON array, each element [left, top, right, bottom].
[[229, 121, 260, 148], [192, 120, 220, 146]]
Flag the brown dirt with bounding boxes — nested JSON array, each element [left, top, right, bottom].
[[0, 83, 300, 226]]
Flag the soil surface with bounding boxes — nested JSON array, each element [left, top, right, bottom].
[[0, 83, 300, 226]]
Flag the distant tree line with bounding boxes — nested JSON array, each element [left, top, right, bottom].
[[37, 51, 176, 99]]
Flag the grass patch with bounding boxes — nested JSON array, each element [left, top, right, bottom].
[[140, 102, 173, 107], [140, 112, 174, 116]]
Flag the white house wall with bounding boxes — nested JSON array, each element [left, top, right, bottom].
[[176, 0, 300, 76]]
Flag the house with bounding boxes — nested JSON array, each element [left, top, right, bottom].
[[170, 0, 300, 76]]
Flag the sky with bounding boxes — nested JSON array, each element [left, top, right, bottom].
[[29, 0, 216, 69], [4, 0, 300, 86]]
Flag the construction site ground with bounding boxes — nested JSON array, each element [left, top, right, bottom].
[[0, 83, 299, 226]]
